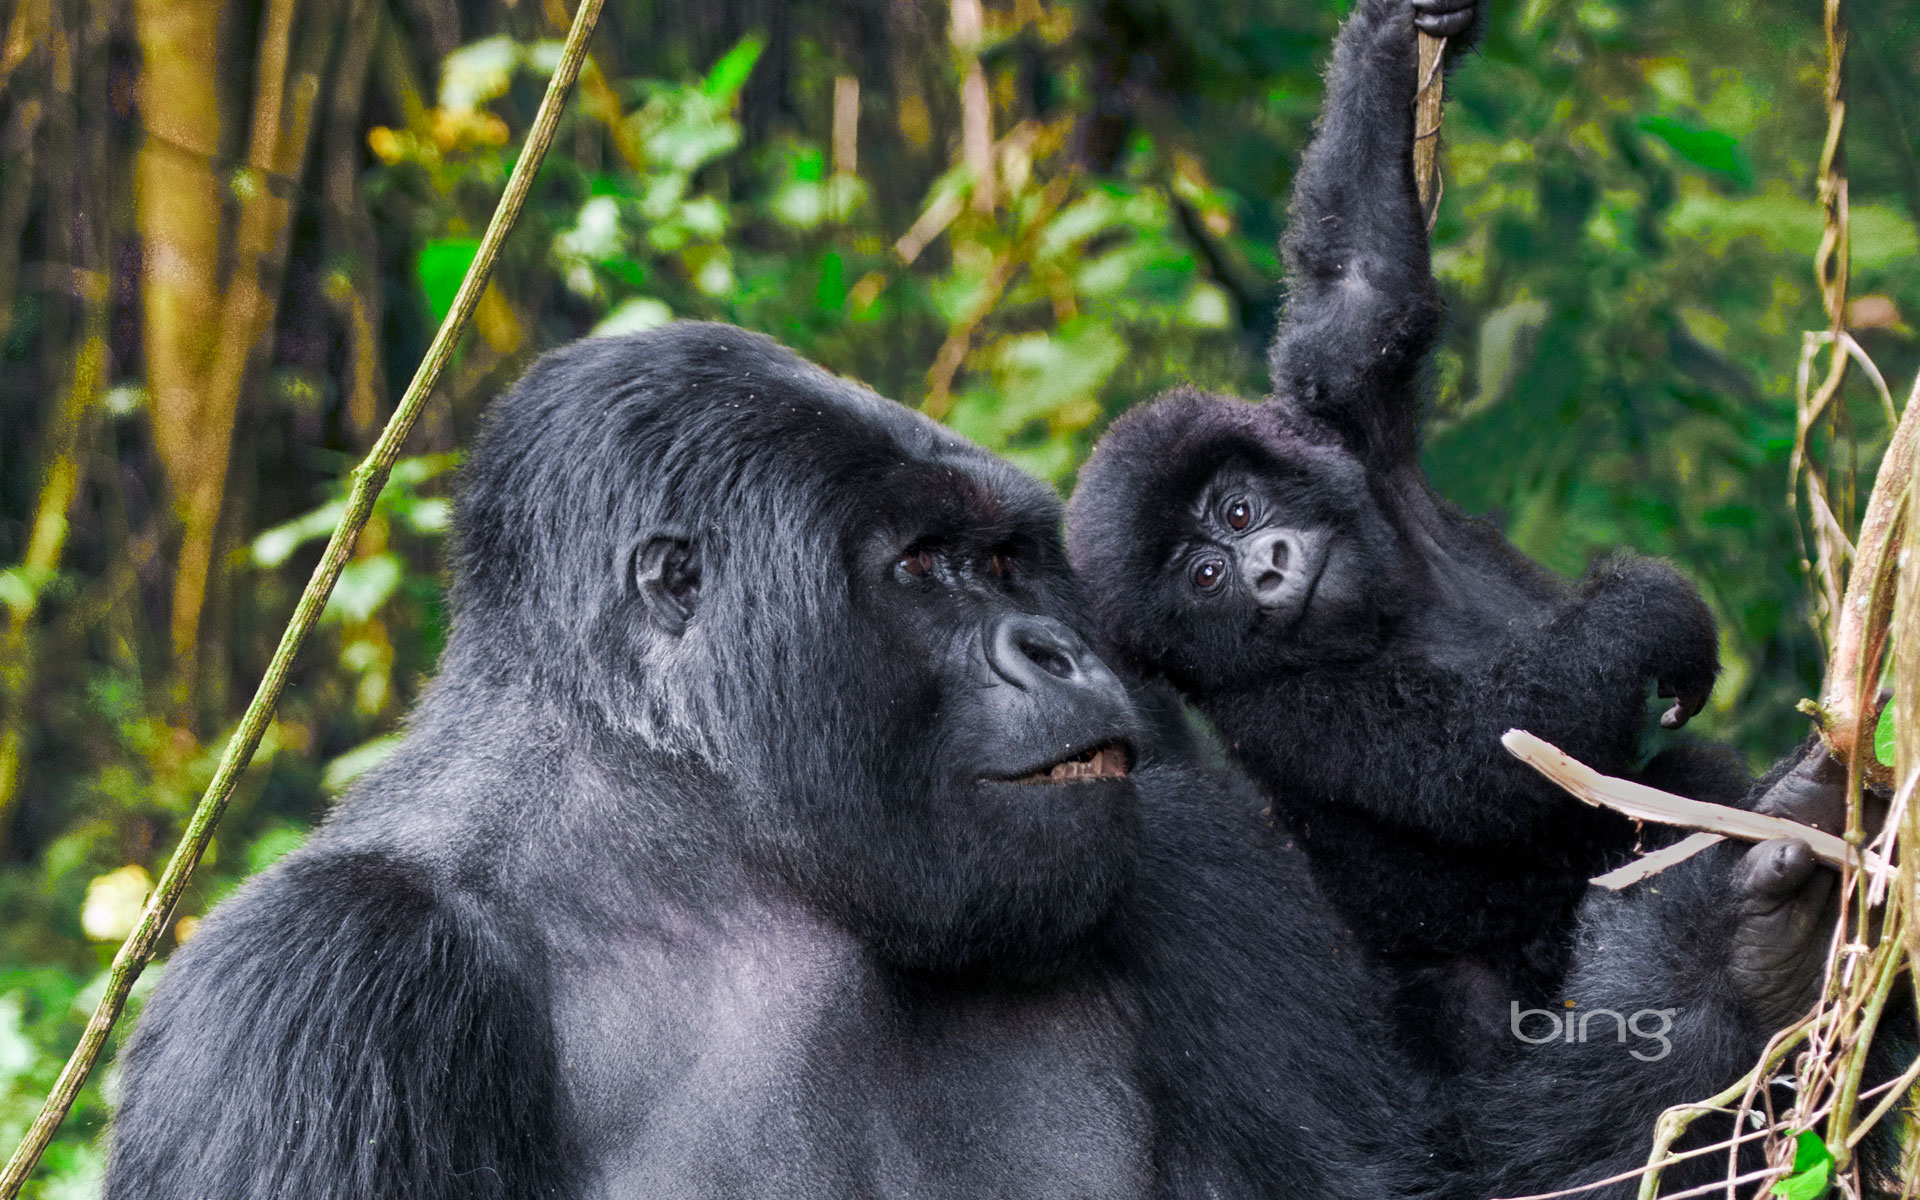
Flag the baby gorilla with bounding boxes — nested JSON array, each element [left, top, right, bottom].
[[1067, 0, 1741, 1065]]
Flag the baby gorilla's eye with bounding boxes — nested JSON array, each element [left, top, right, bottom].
[[1225, 499, 1252, 531], [1191, 559, 1226, 591], [899, 548, 934, 578], [987, 553, 1014, 580]]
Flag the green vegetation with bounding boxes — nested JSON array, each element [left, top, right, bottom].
[[0, 0, 1914, 1191]]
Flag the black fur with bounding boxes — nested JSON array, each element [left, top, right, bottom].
[[104, 319, 1845, 1199], [1066, 0, 1746, 1063], [106, 323, 1400, 1198]]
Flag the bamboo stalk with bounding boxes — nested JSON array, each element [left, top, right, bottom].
[[167, 0, 334, 710], [1813, 371, 1920, 778], [1413, 31, 1445, 227], [0, 0, 607, 1190]]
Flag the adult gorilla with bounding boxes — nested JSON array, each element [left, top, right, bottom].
[[105, 323, 1834, 1199]]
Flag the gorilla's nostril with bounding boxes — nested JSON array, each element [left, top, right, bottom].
[[1270, 539, 1291, 571], [1023, 641, 1076, 680], [988, 614, 1099, 690]]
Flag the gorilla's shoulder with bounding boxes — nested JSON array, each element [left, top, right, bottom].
[[108, 847, 563, 1197], [528, 320, 806, 381]]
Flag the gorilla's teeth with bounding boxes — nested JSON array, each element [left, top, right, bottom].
[[1028, 744, 1130, 782]]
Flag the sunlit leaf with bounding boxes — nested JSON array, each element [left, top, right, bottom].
[[439, 35, 521, 112], [322, 736, 404, 796], [250, 500, 346, 568], [325, 554, 405, 624], [1638, 116, 1753, 189], [701, 35, 763, 104], [80, 865, 151, 943], [417, 237, 481, 322], [593, 296, 675, 336]]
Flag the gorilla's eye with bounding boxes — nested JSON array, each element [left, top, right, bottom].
[[1226, 499, 1252, 531], [1192, 559, 1225, 591], [899, 548, 935, 579], [987, 553, 1013, 580]]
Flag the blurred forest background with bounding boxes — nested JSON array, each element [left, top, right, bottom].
[[0, 0, 1914, 1189]]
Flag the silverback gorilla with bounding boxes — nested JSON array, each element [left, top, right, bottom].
[[1064, 0, 1749, 1065], [104, 319, 1843, 1199], [104, 12, 1837, 1200]]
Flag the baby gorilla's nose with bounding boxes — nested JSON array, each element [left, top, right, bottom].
[[1242, 530, 1301, 604]]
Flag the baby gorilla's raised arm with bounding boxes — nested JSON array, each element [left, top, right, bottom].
[[1267, 0, 1478, 464]]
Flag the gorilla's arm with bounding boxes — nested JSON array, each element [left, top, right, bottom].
[[106, 851, 564, 1199], [1225, 556, 1722, 846], [1520, 556, 1721, 735], [1454, 752, 1843, 1198], [1127, 757, 1437, 1200], [1266, 0, 1475, 462]]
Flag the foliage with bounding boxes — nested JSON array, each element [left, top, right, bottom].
[[0, 0, 1915, 1190]]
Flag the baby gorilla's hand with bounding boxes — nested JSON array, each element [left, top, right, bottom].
[[1580, 556, 1719, 730], [1412, 0, 1477, 38], [1656, 669, 1716, 730]]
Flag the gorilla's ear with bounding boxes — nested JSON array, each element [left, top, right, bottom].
[[632, 532, 702, 636]]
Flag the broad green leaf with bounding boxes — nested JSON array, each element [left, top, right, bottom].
[[1875, 701, 1896, 768], [439, 36, 521, 112], [1772, 1131, 1834, 1200], [324, 554, 404, 624], [593, 296, 674, 337], [417, 237, 481, 322], [701, 36, 763, 104], [1639, 115, 1753, 189]]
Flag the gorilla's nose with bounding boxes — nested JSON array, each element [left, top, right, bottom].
[[987, 614, 1115, 694], [1242, 529, 1303, 604]]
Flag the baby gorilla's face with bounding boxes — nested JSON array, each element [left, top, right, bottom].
[[1154, 462, 1390, 686], [1180, 471, 1334, 629], [1064, 388, 1410, 694]]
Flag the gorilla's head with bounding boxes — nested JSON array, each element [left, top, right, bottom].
[[452, 323, 1141, 977], [1066, 387, 1407, 692]]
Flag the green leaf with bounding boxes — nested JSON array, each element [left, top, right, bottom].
[[816, 252, 846, 310], [1875, 701, 1897, 769], [592, 296, 674, 337], [324, 554, 404, 624], [321, 736, 403, 795], [417, 237, 481, 322], [701, 36, 763, 103], [246, 825, 310, 874], [438, 35, 522, 112], [1772, 1131, 1834, 1200], [250, 500, 346, 568], [1639, 115, 1754, 189]]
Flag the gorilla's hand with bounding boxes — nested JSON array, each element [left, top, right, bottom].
[[1412, 0, 1477, 38], [1728, 743, 1849, 1031], [1728, 839, 1833, 1031]]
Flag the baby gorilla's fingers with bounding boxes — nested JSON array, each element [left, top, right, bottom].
[[1411, 0, 1476, 38], [1657, 681, 1711, 729], [1727, 838, 1835, 1032]]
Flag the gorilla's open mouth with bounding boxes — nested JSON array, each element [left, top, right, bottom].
[[1007, 741, 1133, 785]]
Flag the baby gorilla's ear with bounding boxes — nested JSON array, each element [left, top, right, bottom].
[[632, 531, 702, 636]]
